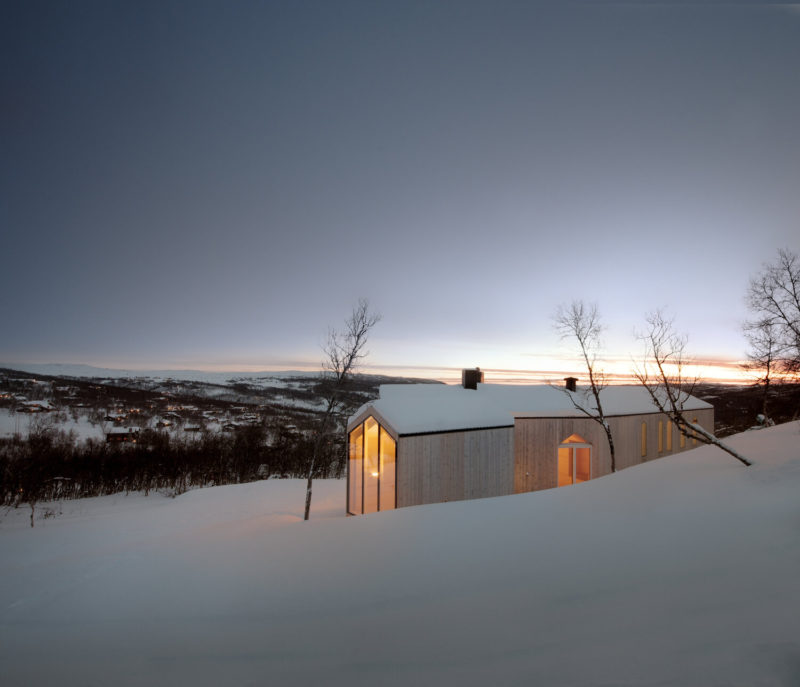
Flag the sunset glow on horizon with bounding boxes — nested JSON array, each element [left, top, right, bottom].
[[2, 2, 798, 392], [2, 354, 757, 386]]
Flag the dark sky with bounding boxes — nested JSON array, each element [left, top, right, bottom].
[[2, 1, 799, 377]]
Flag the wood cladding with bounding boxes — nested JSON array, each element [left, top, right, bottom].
[[352, 406, 715, 510], [397, 427, 514, 507], [513, 408, 714, 494]]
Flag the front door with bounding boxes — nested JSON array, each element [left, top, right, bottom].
[[557, 435, 592, 487]]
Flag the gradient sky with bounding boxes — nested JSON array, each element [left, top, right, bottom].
[[2, 1, 799, 380]]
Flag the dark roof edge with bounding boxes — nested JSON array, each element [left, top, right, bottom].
[[513, 405, 713, 420], [399, 424, 514, 438]]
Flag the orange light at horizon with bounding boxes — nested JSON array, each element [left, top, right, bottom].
[[359, 358, 764, 386]]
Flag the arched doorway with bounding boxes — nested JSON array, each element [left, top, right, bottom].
[[558, 433, 592, 487]]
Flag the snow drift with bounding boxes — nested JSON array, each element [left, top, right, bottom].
[[2, 423, 800, 686]]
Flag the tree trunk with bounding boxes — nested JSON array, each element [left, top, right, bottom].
[[604, 423, 616, 473], [685, 420, 752, 467], [303, 459, 314, 521]]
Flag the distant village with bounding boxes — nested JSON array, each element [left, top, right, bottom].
[[0, 369, 340, 446]]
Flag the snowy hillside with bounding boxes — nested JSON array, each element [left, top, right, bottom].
[[2, 423, 800, 686]]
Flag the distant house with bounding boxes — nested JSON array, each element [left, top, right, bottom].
[[346, 369, 713, 515], [106, 429, 140, 443], [16, 401, 53, 413]]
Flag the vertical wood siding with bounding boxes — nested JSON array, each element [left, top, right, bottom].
[[396, 427, 514, 507], [387, 407, 713, 508], [514, 408, 714, 494]]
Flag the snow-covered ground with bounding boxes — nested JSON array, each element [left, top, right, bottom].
[[0, 408, 106, 441], [2, 423, 800, 686]]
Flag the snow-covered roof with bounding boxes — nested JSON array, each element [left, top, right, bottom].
[[349, 383, 713, 436], [18, 400, 53, 409]]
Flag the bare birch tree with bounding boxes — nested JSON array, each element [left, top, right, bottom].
[[741, 316, 780, 423], [304, 299, 380, 521], [553, 301, 616, 473], [746, 248, 800, 378], [633, 310, 752, 467]]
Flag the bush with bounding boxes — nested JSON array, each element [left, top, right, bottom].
[[0, 423, 346, 507]]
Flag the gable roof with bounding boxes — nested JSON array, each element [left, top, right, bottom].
[[348, 383, 713, 436]]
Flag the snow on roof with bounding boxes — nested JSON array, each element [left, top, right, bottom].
[[18, 400, 53, 409], [351, 383, 713, 435]]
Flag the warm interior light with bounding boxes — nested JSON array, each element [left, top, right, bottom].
[[371, 471, 379, 477]]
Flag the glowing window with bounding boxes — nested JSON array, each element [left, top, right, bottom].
[[364, 417, 379, 514], [658, 421, 663, 453], [641, 422, 647, 458], [348, 423, 363, 515], [666, 421, 673, 452], [558, 434, 591, 487], [348, 416, 396, 515], [379, 427, 396, 510]]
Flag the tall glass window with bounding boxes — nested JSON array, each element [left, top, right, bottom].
[[348, 416, 396, 515], [558, 434, 591, 487], [364, 417, 379, 513], [380, 427, 396, 510], [349, 423, 363, 515]]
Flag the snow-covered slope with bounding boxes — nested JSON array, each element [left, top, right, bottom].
[[2, 423, 800, 686]]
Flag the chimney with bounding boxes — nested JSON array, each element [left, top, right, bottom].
[[564, 377, 578, 392], [462, 367, 484, 390]]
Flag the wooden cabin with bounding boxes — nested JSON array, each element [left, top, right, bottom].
[[346, 370, 713, 515]]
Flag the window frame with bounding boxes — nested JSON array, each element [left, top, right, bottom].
[[557, 436, 592, 487], [347, 416, 397, 515]]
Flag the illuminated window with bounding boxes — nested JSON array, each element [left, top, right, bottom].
[[680, 430, 686, 449], [348, 416, 396, 515], [348, 423, 363, 515], [379, 427, 396, 510], [658, 421, 663, 453], [364, 417, 379, 513], [641, 422, 647, 458], [558, 434, 591, 487], [666, 421, 673, 452]]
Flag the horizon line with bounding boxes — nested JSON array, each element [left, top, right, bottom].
[[0, 359, 766, 386]]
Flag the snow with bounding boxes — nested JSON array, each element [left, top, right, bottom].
[[0, 408, 115, 441], [0, 408, 107, 441], [360, 382, 712, 435], [2, 423, 800, 686]]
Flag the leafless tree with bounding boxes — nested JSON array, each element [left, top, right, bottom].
[[633, 311, 752, 467], [746, 248, 800, 378], [741, 317, 780, 423], [304, 299, 381, 521], [553, 301, 616, 473]]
